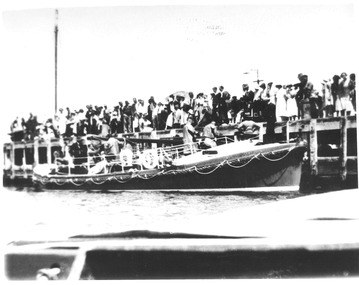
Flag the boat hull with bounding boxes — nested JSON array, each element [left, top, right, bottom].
[[32, 143, 306, 191]]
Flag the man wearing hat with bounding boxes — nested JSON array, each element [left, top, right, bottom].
[[186, 92, 195, 110]]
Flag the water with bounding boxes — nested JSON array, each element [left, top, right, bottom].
[[1, 186, 305, 243]]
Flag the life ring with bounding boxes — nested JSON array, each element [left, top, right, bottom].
[[120, 149, 133, 166], [141, 149, 159, 169]]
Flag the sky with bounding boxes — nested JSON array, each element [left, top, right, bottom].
[[0, 0, 357, 135]]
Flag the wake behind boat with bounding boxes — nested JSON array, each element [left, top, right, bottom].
[[32, 136, 307, 191]]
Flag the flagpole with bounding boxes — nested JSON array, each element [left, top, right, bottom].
[[54, 9, 59, 113]]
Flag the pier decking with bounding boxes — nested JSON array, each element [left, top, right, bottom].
[[274, 116, 357, 190]]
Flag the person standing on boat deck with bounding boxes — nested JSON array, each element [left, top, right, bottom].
[[183, 116, 198, 155]]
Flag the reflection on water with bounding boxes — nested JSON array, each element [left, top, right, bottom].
[[1, 186, 305, 242]]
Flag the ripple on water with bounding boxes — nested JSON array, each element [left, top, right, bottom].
[[1, 186, 305, 240]]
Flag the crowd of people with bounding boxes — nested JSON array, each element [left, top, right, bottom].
[[10, 72, 356, 143]]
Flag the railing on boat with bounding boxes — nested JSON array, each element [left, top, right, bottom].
[[50, 136, 236, 176], [3, 133, 237, 179]]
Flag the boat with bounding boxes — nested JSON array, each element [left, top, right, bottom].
[[4, 189, 359, 280], [31, 135, 307, 191]]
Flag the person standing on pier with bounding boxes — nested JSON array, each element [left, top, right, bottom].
[[331, 75, 341, 117], [85, 105, 94, 134], [338, 72, 355, 116], [131, 98, 138, 132], [297, 73, 314, 119], [321, 79, 334, 118], [122, 101, 132, 133], [349, 73, 356, 112], [117, 102, 124, 134], [275, 84, 288, 122]]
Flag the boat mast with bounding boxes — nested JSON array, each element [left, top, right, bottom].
[[54, 9, 59, 113]]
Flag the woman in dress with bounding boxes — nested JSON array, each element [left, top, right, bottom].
[[286, 85, 298, 121], [275, 84, 288, 122], [321, 79, 334, 118]]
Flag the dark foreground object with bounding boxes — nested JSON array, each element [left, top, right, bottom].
[[6, 244, 359, 279], [5, 190, 359, 280]]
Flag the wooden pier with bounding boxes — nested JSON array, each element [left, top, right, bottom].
[[272, 115, 357, 190]]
